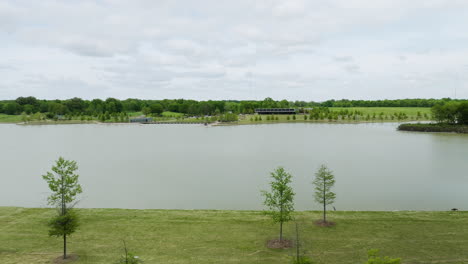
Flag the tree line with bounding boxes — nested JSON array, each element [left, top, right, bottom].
[[432, 101, 468, 125], [1, 96, 466, 117]]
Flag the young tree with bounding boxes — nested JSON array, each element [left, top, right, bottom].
[[292, 222, 314, 264], [42, 157, 83, 259], [262, 167, 295, 241], [312, 165, 336, 223], [118, 240, 143, 264]]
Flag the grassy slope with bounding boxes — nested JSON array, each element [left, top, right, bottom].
[[1, 208, 467, 264]]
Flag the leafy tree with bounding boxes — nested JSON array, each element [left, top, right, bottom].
[[16, 96, 38, 106], [364, 249, 401, 264], [4, 102, 20, 115], [458, 102, 468, 125], [42, 157, 83, 260], [262, 167, 295, 241], [150, 103, 164, 115], [142, 107, 151, 116], [312, 165, 336, 223]]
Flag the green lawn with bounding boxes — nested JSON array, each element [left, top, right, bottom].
[[329, 107, 432, 116], [235, 107, 432, 125], [0, 114, 23, 123], [1, 207, 467, 264]]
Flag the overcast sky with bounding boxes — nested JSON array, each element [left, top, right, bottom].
[[1, 0, 468, 101]]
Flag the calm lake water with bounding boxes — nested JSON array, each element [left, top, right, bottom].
[[1, 123, 467, 211]]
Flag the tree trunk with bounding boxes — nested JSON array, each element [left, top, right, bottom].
[[280, 221, 283, 241], [295, 222, 300, 262], [323, 202, 326, 223], [323, 180, 326, 223], [63, 234, 67, 259]]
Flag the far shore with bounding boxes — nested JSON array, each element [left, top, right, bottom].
[[3, 118, 431, 126]]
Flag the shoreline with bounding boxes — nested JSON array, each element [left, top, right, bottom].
[[0, 206, 460, 212], [398, 123, 468, 134], [2, 119, 431, 126]]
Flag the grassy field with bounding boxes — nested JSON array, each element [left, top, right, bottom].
[[234, 107, 432, 125], [0, 108, 432, 124], [1, 207, 467, 264], [329, 107, 432, 116], [0, 114, 23, 123]]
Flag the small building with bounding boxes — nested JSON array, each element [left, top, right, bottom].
[[254, 108, 296, 115], [130, 117, 153, 123]]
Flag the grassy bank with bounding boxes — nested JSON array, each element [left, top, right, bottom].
[[0, 114, 23, 123], [1, 207, 467, 264], [0, 107, 432, 125], [398, 123, 468, 134]]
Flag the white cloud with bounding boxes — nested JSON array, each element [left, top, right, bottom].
[[0, 0, 468, 100]]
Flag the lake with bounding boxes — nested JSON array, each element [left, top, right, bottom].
[[1, 123, 467, 211]]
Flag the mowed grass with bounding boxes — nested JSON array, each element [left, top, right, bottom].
[[0, 114, 23, 123], [236, 107, 432, 124], [329, 107, 432, 116], [1, 208, 468, 264]]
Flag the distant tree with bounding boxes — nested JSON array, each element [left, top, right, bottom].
[[141, 107, 151, 116], [23, 104, 34, 114], [4, 102, 20, 115], [312, 165, 336, 223], [262, 167, 295, 241], [42, 157, 82, 260], [458, 102, 468, 125], [65, 97, 86, 114], [292, 115, 296, 120], [150, 103, 164, 115], [287, 116, 290, 120], [16, 96, 38, 106]]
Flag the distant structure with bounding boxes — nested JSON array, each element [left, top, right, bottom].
[[130, 117, 153, 123], [255, 108, 296, 115]]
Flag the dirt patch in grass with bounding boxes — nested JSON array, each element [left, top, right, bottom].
[[53, 254, 79, 263], [267, 239, 293, 249], [314, 220, 336, 227]]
